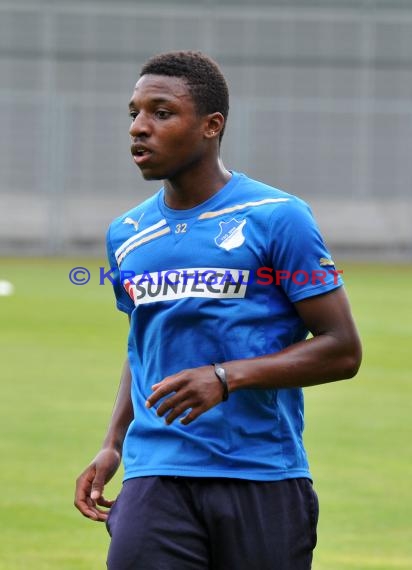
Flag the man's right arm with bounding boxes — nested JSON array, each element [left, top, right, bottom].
[[74, 357, 133, 522]]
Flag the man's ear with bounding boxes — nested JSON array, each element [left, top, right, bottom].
[[203, 112, 225, 139]]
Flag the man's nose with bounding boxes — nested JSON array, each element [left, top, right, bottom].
[[129, 113, 150, 137]]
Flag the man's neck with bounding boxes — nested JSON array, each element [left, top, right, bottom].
[[163, 159, 232, 210]]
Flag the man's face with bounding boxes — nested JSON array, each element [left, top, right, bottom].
[[128, 74, 208, 180]]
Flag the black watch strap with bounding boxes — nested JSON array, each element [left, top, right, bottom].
[[213, 363, 229, 402]]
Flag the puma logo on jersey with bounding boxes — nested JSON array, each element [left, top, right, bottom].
[[319, 257, 335, 267], [123, 213, 144, 232], [215, 218, 247, 251]]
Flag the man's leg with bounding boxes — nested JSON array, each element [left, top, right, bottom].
[[106, 477, 209, 570], [199, 478, 319, 570]]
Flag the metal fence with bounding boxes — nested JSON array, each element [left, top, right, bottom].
[[1, 0, 411, 257]]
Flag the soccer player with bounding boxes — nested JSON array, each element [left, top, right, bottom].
[[74, 51, 362, 569]]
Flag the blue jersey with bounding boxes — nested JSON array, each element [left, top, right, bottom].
[[106, 172, 342, 481]]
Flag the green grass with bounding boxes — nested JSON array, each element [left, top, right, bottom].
[[305, 263, 412, 569], [0, 259, 411, 569]]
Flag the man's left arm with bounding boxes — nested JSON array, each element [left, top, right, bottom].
[[146, 286, 362, 425], [225, 285, 362, 391]]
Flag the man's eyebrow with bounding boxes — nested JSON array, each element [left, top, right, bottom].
[[128, 96, 175, 109]]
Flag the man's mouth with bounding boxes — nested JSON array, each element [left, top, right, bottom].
[[131, 145, 153, 165], [134, 148, 150, 157]]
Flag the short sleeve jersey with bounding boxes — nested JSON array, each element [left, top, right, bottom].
[[106, 172, 343, 481]]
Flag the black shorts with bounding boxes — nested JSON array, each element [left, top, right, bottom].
[[106, 476, 319, 570]]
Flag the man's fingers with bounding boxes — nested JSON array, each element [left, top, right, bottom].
[[163, 401, 193, 424], [91, 471, 107, 500], [78, 493, 111, 521], [179, 409, 199, 426], [83, 506, 109, 522], [74, 467, 108, 520], [74, 470, 94, 511], [146, 375, 188, 408], [75, 496, 103, 521], [155, 392, 191, 417], [146, 386, 176, 408], [75, 450, 121, 523], [96, 495, 115, 508], [90, 488, 101, 500], [145, 367, 219, 425]]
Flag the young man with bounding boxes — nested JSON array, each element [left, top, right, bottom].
[[74, 51, 362, 569]]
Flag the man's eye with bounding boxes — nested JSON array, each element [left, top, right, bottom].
[[156, 110, 171, 119], [129, 111, 138, 120]]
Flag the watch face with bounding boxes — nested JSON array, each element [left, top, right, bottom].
[[215, 365, 225, 379]]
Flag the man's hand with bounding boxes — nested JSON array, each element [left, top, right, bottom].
[[145, 365, 226, 426], [74, 448, 121, 522]]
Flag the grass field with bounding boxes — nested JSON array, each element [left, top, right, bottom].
[[0, 258, 411, 569]]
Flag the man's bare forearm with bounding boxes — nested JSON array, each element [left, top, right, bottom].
[[225, 287, 362, 392], [225, 332, 361, 392]]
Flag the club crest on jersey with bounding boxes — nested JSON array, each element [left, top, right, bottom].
[[215, 218, 247, 251], [123, 213, 144, 232]]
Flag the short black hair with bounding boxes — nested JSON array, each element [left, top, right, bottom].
[[140, 51, 229, 142]]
